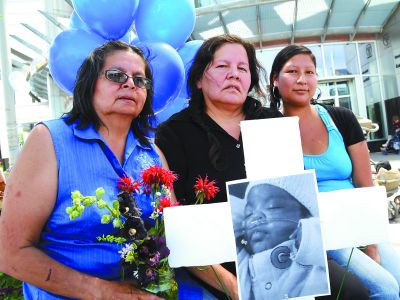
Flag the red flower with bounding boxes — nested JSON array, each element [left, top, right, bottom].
[[141, 166, 177, 191], [193, 175, 220, 204], [143, 187, 152, 195], [157, 197, 180, 212], [117, 176, 141, 194]]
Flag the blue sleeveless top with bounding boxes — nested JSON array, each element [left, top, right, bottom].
[[23, 118, 161, 299], [303, 105, 355, 192]]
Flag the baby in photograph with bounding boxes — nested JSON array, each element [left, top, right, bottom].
[[234, 178, 328, 300]]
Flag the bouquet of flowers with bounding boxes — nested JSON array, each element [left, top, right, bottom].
[[66, 165, 179, 299]]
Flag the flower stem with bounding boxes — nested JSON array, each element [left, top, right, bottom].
[[336, 247, 354, 300], [210, 266, 230, 300]]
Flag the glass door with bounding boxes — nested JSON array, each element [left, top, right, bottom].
[[318, 80, 353, 110]]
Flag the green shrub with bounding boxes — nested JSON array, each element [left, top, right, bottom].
[[0, 272, 23, 300]]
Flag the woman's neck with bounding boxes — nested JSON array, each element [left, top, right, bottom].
[[282, 103, 313, 119], [206, 105, 245, 140], [283, 103, 328, 154], [98, 116, 133, 163]]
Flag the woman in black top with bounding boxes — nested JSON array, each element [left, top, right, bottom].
[[155, 98, 280, 205], [156, 34, 280, 299]]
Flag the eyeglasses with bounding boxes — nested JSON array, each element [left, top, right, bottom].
[[104, 69, 151, 89]]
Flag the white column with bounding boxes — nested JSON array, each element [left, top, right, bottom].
[[0, 0, 20, 168], [44, 0, 70, 118]]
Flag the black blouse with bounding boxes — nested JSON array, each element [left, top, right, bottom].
[[155, 103, 282, 298], [155, 106, 282, 205]]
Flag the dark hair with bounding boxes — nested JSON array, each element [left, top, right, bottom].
[[268, 45, 316, 110], [187, 34, 267, 170], [66, 40, 155, 146]]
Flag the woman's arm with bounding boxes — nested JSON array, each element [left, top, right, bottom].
[[155, 145, 178, 204], [347, 140, 373, 188], [347, 140, 380, 264], [155, 144, 170, 170], [0, 125, 161, 300], [155, 143, 239, 299], [189, 265, 239, 300]]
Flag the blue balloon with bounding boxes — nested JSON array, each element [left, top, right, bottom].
[[137, 42, 185, 113], [49, 29, 106, 94], [177, 40, 204, 99], [178, 40, 204, 67], [69, 11, 132, 43], [155, 97, 189, 125], [68, 11, 90, 31], [72, 0, 139, 40], [135, 0, 196, 49]]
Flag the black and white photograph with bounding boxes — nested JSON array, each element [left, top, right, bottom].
[[227, 171, 330, 300]]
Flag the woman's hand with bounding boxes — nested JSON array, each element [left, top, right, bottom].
[[87, 278, 164, 300], [225, 274, 239, 300], [363, 244, 381, 264]]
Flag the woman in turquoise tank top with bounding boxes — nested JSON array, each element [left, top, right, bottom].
[[269, 44, 400, 300], [0, 41, 165, 299]]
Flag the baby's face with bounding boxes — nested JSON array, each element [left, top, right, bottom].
[[243, 184, 308, 255]]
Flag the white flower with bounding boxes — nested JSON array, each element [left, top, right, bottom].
[[118, 243, 135, 258], [150, 209, 161, 220], [164, 188, 172, 198]]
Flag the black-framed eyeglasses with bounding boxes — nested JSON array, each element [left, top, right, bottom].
[[104, 69, 151, 89]]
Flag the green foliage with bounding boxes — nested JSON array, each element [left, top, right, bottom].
[[0, 272, 23, 300], [97, 234, 127, 245], [66, 189, 123, 228]]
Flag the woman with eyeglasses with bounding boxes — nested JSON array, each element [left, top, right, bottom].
[[0, 41, 163, 299]]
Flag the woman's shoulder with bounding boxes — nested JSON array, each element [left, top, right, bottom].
[[318, 103, 355, 119], [156, 107, 194, 131], [39, 117, 73, 134], [248, 106, 283, 120], [155, 107, 198, 143], [262, 106, 283, 117], [163, 107, 191, 122], [244, 97, 282, 119]]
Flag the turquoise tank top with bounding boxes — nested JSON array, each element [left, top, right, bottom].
[[23, 118, 161, 299], [303, 105, 354, 192]]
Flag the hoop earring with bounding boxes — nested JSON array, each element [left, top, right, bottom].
[[272, 86, 281, 99], [311, 87, 321, 104]]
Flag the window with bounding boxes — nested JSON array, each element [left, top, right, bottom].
[[324, 44, 359, 76], [359, 42, 378, 75]]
